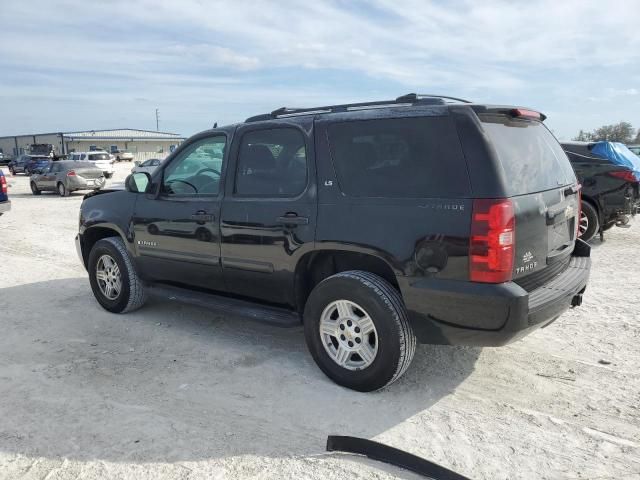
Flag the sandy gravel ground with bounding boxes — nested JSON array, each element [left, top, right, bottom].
[[0, 162, 638, 480]]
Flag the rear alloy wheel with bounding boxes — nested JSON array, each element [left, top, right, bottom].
[[579, 200, 599, 242], [57, 182, 69, 197], [8, 167, 14, 176], [30, 182, 41, 195], [304, 271, 416, 392]]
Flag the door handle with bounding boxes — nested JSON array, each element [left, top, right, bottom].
[[191, 210, 214, 224], [276, 214, 309, 226]]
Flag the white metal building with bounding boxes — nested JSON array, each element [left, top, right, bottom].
[[0, 128, 185, 162]]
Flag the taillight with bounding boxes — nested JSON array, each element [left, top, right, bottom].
[[510, 108, 542, 120], [608, 170, 638, 183], [470, 199, 515, 283], [576, 186, 582, 238], [67, 170, 76, 177], [0, 175, 7, 195]]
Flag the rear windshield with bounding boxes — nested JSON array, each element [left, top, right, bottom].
[[481, 115, 576, 195], [67, 161, 96, 169], [88, 153, 110, 160], [327, 116, 471, 198]]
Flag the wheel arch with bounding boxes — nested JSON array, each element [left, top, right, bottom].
[[581, 194, 602, 221], [79, 225, 127, 268], [293, 249, 401, 316]]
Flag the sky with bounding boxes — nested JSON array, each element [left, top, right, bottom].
[[0, 0, 639, 140]]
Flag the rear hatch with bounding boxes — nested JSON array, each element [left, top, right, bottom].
[[87, 153, 112, 169], [480, 112, 579, 290]]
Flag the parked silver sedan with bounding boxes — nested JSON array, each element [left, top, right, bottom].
[[131, 158, 162, 175], [30, 160, 106, 197]]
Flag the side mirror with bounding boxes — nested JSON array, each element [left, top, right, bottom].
[[134, 160, 141, 167], [125, 172, 151, 193]]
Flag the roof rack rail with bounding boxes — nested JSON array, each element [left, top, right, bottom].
[[244, 93, 473, 122], [395, 93, 472, 104]]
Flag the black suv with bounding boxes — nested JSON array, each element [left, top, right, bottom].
[[75, 94, 591, 391]]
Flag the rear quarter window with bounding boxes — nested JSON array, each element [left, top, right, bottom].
[[481, 116, 576, 195], [327, 116, 471, 198]]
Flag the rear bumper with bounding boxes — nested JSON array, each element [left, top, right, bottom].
[[400, 240, 591, 346], [0, 200, 10, 214], [68, 177, 106, 190]]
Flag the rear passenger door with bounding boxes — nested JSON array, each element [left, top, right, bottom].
[[220, 120, 317, 306]]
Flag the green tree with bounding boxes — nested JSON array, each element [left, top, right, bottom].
[[573, 129, 593, 141], [574, 122, 635, 143]]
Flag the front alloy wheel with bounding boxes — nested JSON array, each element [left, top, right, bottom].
[[95, 254, 122, 300]]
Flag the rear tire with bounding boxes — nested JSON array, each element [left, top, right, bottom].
[[30, 182, 41, 195], [88, 237, 147, 313], [304, 271, 416, 392], [579, 201, 599, 242]]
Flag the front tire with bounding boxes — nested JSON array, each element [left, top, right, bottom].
[[88, 237, 147, 313], [304, 271, 416, 392], [579, 201, 599, 242], [30, 182, 41, 195]]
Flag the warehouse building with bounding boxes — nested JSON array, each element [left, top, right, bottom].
[[0, 128, 185, 162]]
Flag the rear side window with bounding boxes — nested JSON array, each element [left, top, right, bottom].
[[327, 117, 471, 198], [481, 116, 576, 195], [235, 128, 307, 196]]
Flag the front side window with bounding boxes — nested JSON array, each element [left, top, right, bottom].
[[162, 136, 225, 196], [235, 128, 307, 196]]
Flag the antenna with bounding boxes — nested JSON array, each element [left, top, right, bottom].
[[155, 108, 160, 131]]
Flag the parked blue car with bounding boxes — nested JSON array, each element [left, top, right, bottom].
[[0, 169, 10, 216]]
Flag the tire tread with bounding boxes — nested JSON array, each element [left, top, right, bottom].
[[316, 270, 416, 389], [101, 237, 147, 312]]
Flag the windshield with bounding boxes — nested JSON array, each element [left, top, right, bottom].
[[88, 153, 110, 161], [481, 115, 576, 195]]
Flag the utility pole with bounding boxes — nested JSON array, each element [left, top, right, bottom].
[[155, 108, 160, 131]]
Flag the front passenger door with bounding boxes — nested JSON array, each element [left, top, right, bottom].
[[40, 163, 59, 190], [132, 134, 227, 291]]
